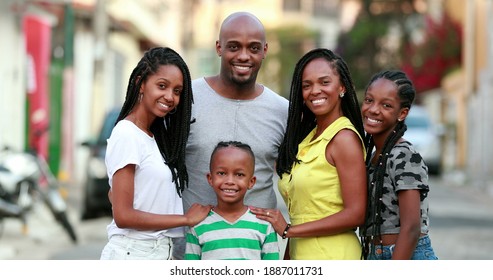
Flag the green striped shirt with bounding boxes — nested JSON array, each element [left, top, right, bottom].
[[185, 210, 279, 260]]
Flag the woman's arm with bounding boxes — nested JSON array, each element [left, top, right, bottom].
[[283, 240, 290, 260], [286, 129, 367, 237], [251, 129, 367, 238]]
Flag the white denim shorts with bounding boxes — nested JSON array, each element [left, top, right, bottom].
[[100, 235, 173, 260]]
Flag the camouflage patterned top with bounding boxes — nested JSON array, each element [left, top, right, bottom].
[[363, 141, 430, 236]]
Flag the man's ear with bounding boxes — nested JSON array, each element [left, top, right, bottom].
[[215, 40, 222, 57]]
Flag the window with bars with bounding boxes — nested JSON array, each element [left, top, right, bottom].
[[312, 0, 339, 17], [283, 0, 301, 12]]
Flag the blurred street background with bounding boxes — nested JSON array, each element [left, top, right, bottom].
[[1, 0, 492, 260]]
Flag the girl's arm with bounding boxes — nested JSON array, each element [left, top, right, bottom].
[[391, 189, 422, 259]]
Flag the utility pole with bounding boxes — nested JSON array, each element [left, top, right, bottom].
[[93, 0, 107, 68], [460, 0, 474, 170], [480, 0, 493, 190], [91, 0, 108, 131]]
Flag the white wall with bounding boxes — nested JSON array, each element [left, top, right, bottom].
[[0, 1, 27, 151]]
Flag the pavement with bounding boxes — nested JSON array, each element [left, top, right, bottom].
[[0, 173, 492, 260], [427, 173, 493, 260]]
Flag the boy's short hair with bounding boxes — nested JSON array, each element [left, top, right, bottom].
[[210, 141, 255, 170]]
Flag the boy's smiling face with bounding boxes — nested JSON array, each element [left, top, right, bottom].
[[207, 146, 256, 205]]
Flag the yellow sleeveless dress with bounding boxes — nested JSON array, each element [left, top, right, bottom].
[[278, 117, 365, 259]]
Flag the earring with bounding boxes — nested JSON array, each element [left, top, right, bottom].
[[398, 118, 403, 122], [339, 91, 345, 98], [139, 93, 143, 102], [169, 107, 177, 115]]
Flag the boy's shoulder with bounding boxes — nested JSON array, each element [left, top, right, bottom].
[[197, 208, 271, 225], [245, 209, 273, 226]]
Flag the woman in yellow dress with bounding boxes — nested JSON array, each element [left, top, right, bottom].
[[250, 48, 367, 259]]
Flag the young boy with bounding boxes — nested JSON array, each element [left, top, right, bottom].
[[185, 141, 280, 260]]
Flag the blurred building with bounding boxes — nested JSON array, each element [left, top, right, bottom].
[[0, 0, 344, 186], [0, 0, 186, 185], [442, 0, 493, 192]]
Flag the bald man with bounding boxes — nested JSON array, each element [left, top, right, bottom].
[[173, 12, 288, 259]]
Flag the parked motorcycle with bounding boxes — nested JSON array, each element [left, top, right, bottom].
[[0, 186, 27, 240], [0, 147, 77, 243]]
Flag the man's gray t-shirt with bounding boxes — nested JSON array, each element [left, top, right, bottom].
[[182, 77, 288, 211]]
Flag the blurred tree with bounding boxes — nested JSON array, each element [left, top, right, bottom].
[[336, 0, 418, 94], [400, 13, 462, 93], [335, 0, 462, 100], [262, 25, 318, 98]]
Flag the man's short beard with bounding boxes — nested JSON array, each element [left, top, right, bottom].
[[231, 73, 258, 86]]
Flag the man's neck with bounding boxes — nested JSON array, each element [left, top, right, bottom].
[[205, 75, 262, 100]]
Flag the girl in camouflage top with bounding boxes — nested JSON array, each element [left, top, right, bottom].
[[359, 70, 438, 260]]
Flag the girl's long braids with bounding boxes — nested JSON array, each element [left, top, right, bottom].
[[115, 47, 193, 196], [360, 70, 415, 259], [276, 48, 365, 177]]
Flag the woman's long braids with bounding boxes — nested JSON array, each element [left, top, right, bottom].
[[276, 48, 365, 177], [360, 70, 416, 259], [115, 47, 193, 196]]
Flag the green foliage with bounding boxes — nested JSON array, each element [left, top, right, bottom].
[[336, 0, 462, 95], [347, 16, 388, 51], [261, 25, 319, 98], [336, 14, 397, 93]]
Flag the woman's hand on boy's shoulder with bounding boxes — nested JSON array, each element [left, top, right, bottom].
[[186, 203, 213, 226]]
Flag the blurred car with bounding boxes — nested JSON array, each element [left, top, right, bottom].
[[80, 108, 120, 220], [404, 105, 444, 175]]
